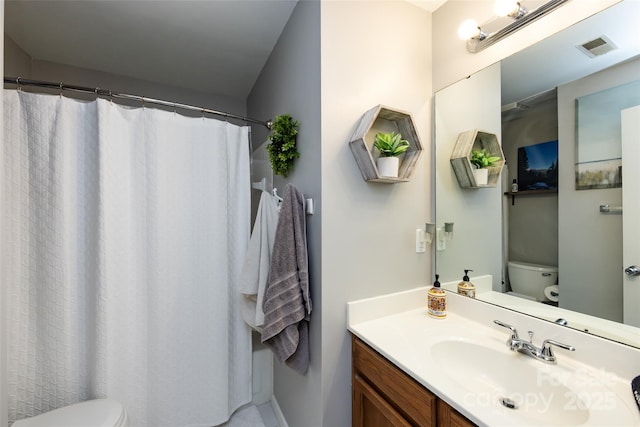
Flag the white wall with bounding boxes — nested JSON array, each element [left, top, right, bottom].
[[558, 57, 640, 322], [432, 0, 619, 92], [320, 2, 432, 425], [435, 62, 502, 287]]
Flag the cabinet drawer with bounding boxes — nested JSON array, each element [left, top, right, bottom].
[[352, 336, 436, 426]]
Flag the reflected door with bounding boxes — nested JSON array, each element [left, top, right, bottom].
[[622, 105, 640, 327]]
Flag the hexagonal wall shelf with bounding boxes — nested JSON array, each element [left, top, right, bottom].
[[348, 105, 423, 183], [450, 129, 504, 188]]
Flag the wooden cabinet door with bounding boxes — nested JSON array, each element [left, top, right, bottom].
[[437, 399, 477, 427], [352, 335, 477, 427], [353, 375, 412, 427], [352, 336, 436, 426]]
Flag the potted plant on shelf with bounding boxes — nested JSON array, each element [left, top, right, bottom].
[[470, 148, 500, 186], [267, 114, 300, 178], [373, 131, 410, 178]]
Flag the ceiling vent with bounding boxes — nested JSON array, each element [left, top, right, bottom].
[[576, 35, 617, 58]]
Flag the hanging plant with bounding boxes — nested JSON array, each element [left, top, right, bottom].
[[267, 114, 300, 178]]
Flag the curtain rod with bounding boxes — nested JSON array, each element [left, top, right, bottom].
[[4, 76, 272, 129]]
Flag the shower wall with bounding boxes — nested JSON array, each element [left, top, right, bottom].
[[4, 35, 246, 120]]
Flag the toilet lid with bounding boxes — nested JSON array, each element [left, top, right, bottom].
[[12, 399, 126, 427]]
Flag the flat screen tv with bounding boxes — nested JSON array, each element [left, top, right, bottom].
[[517, 140, 558, 191]]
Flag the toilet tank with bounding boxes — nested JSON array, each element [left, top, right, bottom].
[[507, 261, 558, 302]]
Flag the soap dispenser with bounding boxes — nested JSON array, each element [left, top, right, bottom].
[[428, 274, 447, 319], [511, 179, 519, 193], [457, 269, 476, 299]]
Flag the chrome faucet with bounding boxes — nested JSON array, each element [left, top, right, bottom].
[[494, 320, 575, 364]]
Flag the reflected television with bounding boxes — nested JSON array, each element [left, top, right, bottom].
[[517, 140, 558, 191]]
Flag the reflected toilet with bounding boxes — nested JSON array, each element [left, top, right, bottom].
[[507, 261, 558, 302]]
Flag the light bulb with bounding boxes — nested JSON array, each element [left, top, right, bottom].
[[458, 19, 480, 40], [495, 0, 528, 18], [494, 0, 519, 17]]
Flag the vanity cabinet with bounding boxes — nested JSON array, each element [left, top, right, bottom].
[[352, 335, 475, 427]]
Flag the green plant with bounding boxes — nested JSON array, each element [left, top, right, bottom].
[[267, 114, 300, 178], [373, 132, 410, 157], [470, 148, 501, 169]]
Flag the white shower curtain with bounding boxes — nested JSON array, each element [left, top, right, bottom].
[[2, 90, 252, 426]]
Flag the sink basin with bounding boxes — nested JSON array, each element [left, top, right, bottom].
[[430, 340, 592, 426], [348, 297, 640, 426]]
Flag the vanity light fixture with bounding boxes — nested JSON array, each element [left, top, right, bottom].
[[460, 0, 570, 53], [457, 19, 487, 41], [494, 0, 528, 19]]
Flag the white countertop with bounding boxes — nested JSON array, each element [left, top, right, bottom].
[[348, 287, 640, 427]]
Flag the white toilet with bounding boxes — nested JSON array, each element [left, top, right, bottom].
[[507, 260, 558, 302], [12, 399, 128, 427]]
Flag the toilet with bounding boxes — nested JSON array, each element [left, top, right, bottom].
[[12, 399, 128, 427], [507, 260, 558, 302]]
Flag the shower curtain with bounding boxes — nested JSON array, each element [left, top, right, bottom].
[[2, 90, 252, 426]]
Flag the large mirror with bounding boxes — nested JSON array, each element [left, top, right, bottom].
[[435, 1, 640, 348]]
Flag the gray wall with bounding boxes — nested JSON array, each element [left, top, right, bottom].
[[4, 35, 246, 119], [247, 2, 323, 426], [503, 101, 558, 270], [0, 3, 6, 424], [558, 57, 640, 322], [4, 36, 30, 77], [248, 1, 432, 426]]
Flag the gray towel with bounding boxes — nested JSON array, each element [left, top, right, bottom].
[[261, 183, 311, 374]]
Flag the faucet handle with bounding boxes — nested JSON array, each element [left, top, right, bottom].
[[528, 331, 534, 343], [494, 320, 519, 339], [541, 339, 575, 360]]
